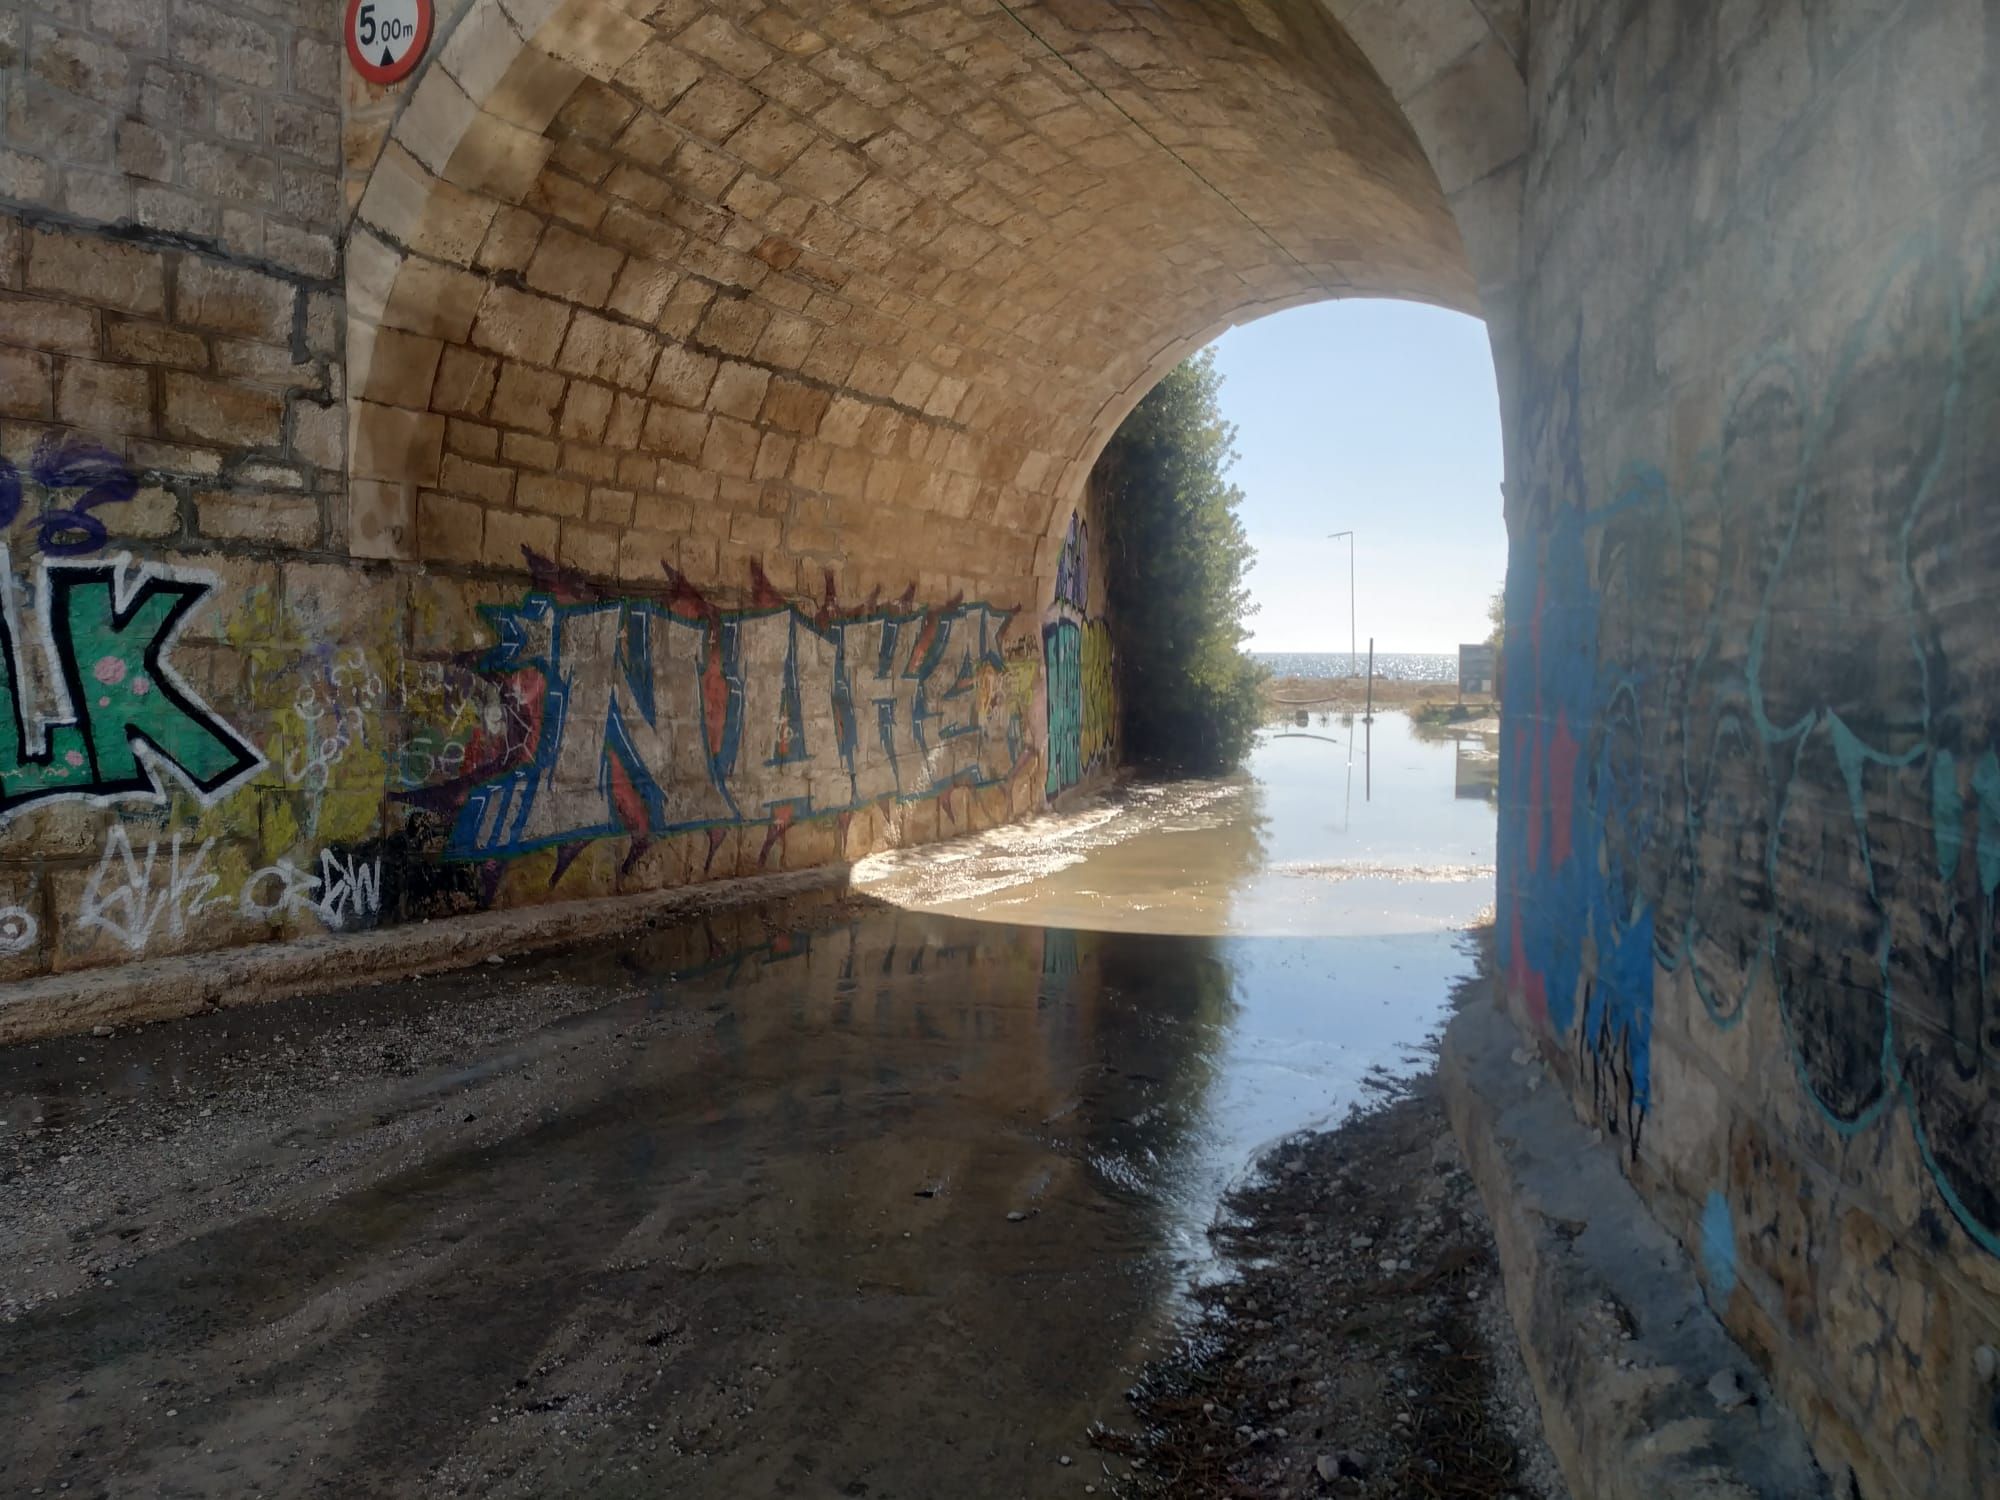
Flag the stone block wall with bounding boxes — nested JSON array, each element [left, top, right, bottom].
[[0, 0, 343, 275], [1496, 2, 2000, 1496]]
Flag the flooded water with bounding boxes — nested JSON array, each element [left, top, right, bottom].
[[0, 712, 1499, 1499], [853, 710, 1498, 1291]]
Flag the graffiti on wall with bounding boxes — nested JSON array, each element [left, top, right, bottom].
[[1501, 332, 1657, 1150], [76, 827, 386, 951], [1502, 226, 2000, 1257], [1, 433, 144, 558], [0, 545, 263, 823], [1055, 511, 1089, 614], [0, 496, 1033, 967], [1081, 614, 1114, 769], [1043, 617, 1115, 797], [407, 563, 1029, 863], [1045, 619, 1083, 795], [1045, 509, 1116, 797], [0, 436, 260, 827]]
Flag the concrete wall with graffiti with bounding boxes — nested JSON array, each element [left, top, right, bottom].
[[1042, 491, 1119, 801], [1497, 4, 2000, 1496]]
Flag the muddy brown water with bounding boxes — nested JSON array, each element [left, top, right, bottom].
[[0, 714, 1497, 1499]]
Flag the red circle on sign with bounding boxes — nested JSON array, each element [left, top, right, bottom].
[[346, 0, 433, 86]]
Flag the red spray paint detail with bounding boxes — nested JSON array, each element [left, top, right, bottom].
[[1508, 909, 1551, 1030], [704, 826, 729, 874], [607, 755, 648, 842], [1547, 708, 1580, 867], [523, 546, 608, 606], [658, 562, 723, 624], [649, 564, 732, 759], [1526, 730, 1545, 873], [701, 637, 730, 758], [550, 841, 589, 888], [748, 559, 789, 610], [758, 806, 794, 867], [906, 617, 935, 673]]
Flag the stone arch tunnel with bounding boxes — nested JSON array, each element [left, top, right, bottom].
[[0, 0, 1996, 1494]]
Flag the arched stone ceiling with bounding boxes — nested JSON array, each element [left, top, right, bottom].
[[346, 0, 1522, 604]]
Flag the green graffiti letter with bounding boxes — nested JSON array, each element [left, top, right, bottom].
[[0, 555, 261, 818]]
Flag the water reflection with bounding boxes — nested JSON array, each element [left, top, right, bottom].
[[2, 907, 1275, 1497], [844, 711, 1495, 1270]]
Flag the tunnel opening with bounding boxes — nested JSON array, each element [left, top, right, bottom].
[[854, 291, 1507, 943], [327, 0, 1521, 924]]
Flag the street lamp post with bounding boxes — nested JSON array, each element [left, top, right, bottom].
[[1328, 531, 1356, 679]]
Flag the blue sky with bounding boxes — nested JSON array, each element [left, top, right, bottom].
[[1205, 299, 1507, 656]]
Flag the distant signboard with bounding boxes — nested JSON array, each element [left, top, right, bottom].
[[1459, 642, 1496, 697]]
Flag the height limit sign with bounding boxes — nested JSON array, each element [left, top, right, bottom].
[[346, 0, 432, 86]]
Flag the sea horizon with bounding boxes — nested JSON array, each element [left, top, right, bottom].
[[1252, 650, 1461, 683]]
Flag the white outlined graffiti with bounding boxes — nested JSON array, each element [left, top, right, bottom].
[[0, 904, 37, 956], [0, 547, 263, 824]]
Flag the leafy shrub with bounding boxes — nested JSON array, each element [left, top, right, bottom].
[[1096, 350, 1267, 773]]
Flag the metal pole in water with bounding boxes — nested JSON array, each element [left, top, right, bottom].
[[1328, 531, 1356, 679], [1364, 638, 1374, 722]]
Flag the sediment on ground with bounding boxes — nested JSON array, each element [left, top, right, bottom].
[[1100, 963, 1566, 1500]]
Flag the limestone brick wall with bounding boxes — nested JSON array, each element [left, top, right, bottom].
[[0, 0, 353, 986], [1, 0, 343, 275], [1496, 2, 2000, 1495]]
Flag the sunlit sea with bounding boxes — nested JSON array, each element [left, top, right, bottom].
[[1255, 651, 1458, 683]]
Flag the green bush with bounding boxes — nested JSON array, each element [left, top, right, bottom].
[[1096, 350, 1267, 773]]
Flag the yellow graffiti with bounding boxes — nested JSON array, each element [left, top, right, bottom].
[[1081, 620, 1116, 769], [1004, 656, 1039, 726], [203, 586, 395, 855]]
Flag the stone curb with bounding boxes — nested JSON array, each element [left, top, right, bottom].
[[1439, 1000, 1829, 1500], [0, 864, 853, 1047]]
